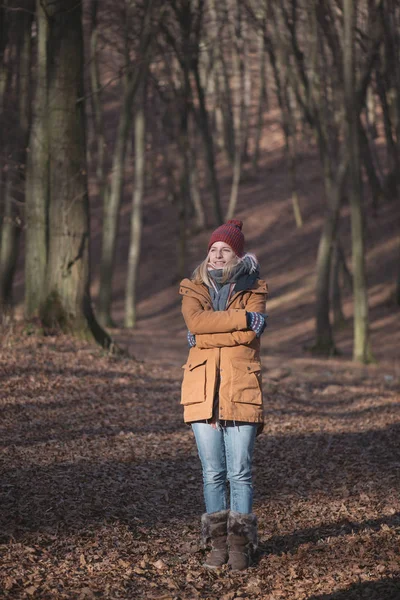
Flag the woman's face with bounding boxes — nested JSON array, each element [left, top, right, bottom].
[[208, 242, 237, 269]]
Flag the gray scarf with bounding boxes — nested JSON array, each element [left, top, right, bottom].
[[208, 256, 259, 311]]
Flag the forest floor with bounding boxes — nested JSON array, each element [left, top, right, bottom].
[[6, 86, 400, 599], [1, 331, 400, 599]]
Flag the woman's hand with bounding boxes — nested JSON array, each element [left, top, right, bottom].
[[246, 312, 268, 337], [187, 331, 196, 348]]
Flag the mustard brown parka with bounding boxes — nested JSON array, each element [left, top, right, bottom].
[[179, 276, 268, 427]]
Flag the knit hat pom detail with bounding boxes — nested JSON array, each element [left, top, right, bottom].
[[226, 219, 243, 230], [207, 219, 245, 257]]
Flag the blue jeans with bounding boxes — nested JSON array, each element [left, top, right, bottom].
[[191, 421, 257, 514]]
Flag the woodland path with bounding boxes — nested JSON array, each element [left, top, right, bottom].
[[1, 332, 400, 599]]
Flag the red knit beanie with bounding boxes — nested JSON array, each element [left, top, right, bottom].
[[208, 219, 245, 257]]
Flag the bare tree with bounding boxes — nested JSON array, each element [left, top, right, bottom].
[[98, 0, 154, 327], [226, 0, 246, 220], [344, 0, 372, 362], [25, 0, 48, 318], [89, 0, 106, 184], [37, 0, 111, 347], [125, 77, 147, 327], [0, 3, 33, 312], [160, 0, 223, 225], [261, 0, 383, 358], [251, 1, 269, 172]]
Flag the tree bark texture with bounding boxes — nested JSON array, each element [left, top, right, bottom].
[[331, 241, 346, 329], [252, 10, 268, 172], [98, 0, 153, 326], [89, 0, 106, 183], [0, 5, 32, 310], [344, 0, 372, 363], [193, 62, 223, 226], [314, 189, 341, 354], [43, 0, 111, 348], [25, 0, 48, 318], [188, 134, 205, 230], [209, 0, 235, 162], [98, 72, 136, 326], [125, 82, 146, 328], [0, 178, 21, 310], [226, 0, 244, 221]]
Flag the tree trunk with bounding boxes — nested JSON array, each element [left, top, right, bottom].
[[284, 82, 302, 228], [0, 5, 32, 311], [344, 0, 372, 363], [209, 0, 235, 162], [98, 2, 153, 326], [98, 74, 138, 326], [25, 0, 48, 318], [376, 65, 399, 196], [125, 83, 146, 328], [314, 195, 341, 354], [188, 132, 206, 230], [359, 120, 384, 213], [0, 2, 9, 115], [89, 0, 106, 183], [266, 28, 302, 228], [252, 13, 268, 172], [331, 240, 346, 329], [192, 62, 223, 226], [241, 13, 251, 163], [396, 256, 400, 306], [178, 152, 189, 280], [380, 4, 400, 197], [226, 0, 244, 220], [0, 178, 21, 311], [366, 83, 378, 139], [314, 158, 347, 354], [17, 6, 32, 135], [177, 34, 192, 280], [42, 0, 111, 348]]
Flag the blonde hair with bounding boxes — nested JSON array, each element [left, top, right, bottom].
[[192, 252, 258, 287]]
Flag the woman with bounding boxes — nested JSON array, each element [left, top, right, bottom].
[[179, 219, 268, 571]]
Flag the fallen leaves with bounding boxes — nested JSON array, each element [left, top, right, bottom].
[[0, 333, 399, 598]]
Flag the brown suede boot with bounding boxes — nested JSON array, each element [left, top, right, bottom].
[[201, 510, 229, 569], [227, 511, 258, 571]]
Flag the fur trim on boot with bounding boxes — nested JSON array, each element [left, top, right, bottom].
[[227, 511, 258, 571], [201, 510, 229, 569]]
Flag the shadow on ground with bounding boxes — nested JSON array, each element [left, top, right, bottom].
[[307, 577, 400, 600]]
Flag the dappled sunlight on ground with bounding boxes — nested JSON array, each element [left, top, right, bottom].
[[0, 333, 399, 598]]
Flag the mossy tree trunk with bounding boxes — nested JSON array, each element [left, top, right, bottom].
[[41, 0, 111, 348], [344, 0, 372, 363], [314, 164, 345, 355]]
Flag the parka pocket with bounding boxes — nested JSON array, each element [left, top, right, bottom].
[[181, 358, 207, 405], [230, 359, 262, 405]]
